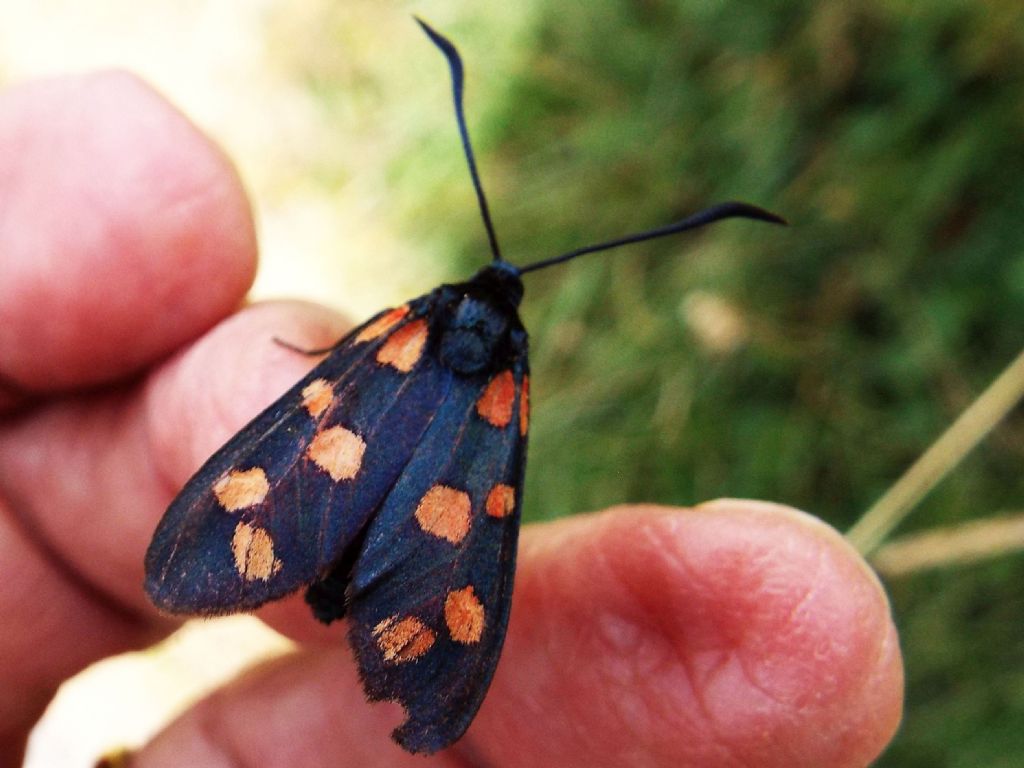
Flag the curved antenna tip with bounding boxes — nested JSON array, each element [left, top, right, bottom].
[[414, 16, 503, 261], [725, 201, 788, 227], [518, 200, 787, 274], [414, 16, 453, 55]]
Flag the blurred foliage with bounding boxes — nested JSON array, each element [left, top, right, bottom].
[[279, 0, 1024, 763]]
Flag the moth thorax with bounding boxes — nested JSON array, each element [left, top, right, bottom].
[[440, 296, 511, 375]]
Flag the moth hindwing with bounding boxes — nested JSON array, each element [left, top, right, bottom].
[[144, 16, 783, 756]]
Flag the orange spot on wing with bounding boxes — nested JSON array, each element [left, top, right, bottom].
[[520, 375, 530, 436], [485, 484, 516, 519], [445, 586, 485, 644], [355, 305, 410, 343], [476, 370, 515, 428], [231, 522, 282, 581], [373, 615, 436, 663], [307, 426, 366, 481], [376, 319, 428, 372], [213, 468, 269, 511], [414, 485, 471, 544], [301, 378, 334, 418]]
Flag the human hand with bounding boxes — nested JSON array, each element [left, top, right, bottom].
[[0, 73, 902, 768]]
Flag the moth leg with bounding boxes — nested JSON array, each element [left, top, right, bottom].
[[305, 566, 349, 624]]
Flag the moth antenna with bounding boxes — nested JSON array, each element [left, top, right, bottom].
[[416, 17, 503, 261], [519, 201, 787, 274]]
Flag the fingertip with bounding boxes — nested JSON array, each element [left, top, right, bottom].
[[0, 70, 257, 392], [656, 500, 903, 766]]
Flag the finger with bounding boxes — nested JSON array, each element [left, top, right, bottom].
[[0, 71, 256, 398], [0, 301, 347, 614], [130, 502, 902, 768], [475, 501, 903, 767]]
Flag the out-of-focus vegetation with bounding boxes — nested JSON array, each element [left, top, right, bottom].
[[292, 2, 1022, 764]]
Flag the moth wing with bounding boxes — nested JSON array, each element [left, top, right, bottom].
[[145, 300, 452, 614], [346, 362, 529, 754]]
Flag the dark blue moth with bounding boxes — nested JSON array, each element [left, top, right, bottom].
[[144, 18, 784, 754]]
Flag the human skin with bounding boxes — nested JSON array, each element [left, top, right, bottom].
[[0, 72, 903, 768]]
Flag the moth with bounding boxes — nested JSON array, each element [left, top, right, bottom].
[[144, 18, 784, 754]]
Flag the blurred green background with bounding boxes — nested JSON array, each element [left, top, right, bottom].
[[7, 0, 1023, 765]]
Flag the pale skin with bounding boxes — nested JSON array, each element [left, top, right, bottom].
[[0, 72, 903, 768]]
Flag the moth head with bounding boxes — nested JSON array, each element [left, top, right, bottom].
[[440, 262, 523, 375]]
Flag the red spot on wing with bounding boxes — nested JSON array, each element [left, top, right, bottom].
[[485, 484, 515, 518], [307, 426, 366, 481], [444, 586, 485, 644], [377, 319, 428, 372], [356, 305, 410, 343], [414, 485, 471, 543], [213, 468, 270, 511], [476, 370, 515, 428], [519, 375, 530, 436], [373, 616, 436, 663], [301, 379, 334, 418], [231, 522, 282, 581]]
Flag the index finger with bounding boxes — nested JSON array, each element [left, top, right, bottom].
[[0, 71, 256, 399]]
